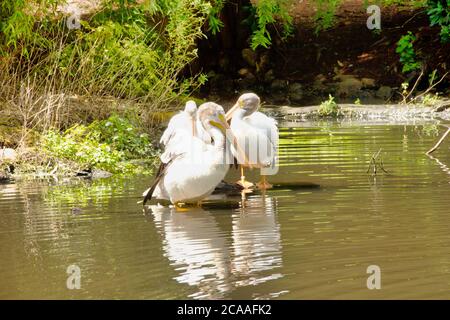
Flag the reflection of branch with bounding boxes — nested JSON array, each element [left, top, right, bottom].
[[426, 127, 450, 155], [427, 153, 450, 176], [367, 148, 389, 175]]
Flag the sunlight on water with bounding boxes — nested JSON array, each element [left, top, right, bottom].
[[1, 122, 449, 299]]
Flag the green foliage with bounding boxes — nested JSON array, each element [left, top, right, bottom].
[[42, 126, 124, 173], [314, 0, 341, 33], [89, 114, 154, 159], [427, 0, 450, 43], [250, 0, 293, 50], [207, 0, 224, 34], [396, 32, 421, 73], [41, 115, 155, 174], [422, 93, 440, 106], [318, 95, 340, 117], [1, 0, 209, 113], [379, 0, 427, 6]]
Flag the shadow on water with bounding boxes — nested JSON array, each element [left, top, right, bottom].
[[1, 122, 450, 299]]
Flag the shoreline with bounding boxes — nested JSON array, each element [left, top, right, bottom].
[[2, 101, 449, 182]]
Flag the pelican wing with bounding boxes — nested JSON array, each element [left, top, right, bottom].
[[144, 133, 205, 204], [143, 159, 173, 205], [159, 111, 194, 147], [245, 111, 278, 152], [244, 111, 279, 161]]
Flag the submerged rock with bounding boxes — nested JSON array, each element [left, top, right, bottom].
[[271, 79, 288, 92], [361, 78, 377, 88], [376, 86, 393, 100], [241, 48, 257, 67], [91, 169, 113, 179], [212, 180, 244, 196], [236, 69, 256, 89], [0, 171, 11, 182], [288, 82, 304, 103], [335, 75, 363, 97], [76, 169, 112, 179], [0, 148, 17, 162], [238, 68, 253, 78], [264, 69, 276, 83], [71, 207, 83, 215]]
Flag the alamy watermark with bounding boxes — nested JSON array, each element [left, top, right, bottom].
[[66, 5, 81, 30], [66, 264, 81, 290], [366, 265, 381, 290], [366, 5, 381, 30]]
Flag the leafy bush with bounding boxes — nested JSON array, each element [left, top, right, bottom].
[[427, 0, 450, 43], [41, 115, 155, 174], [89, 114, 154, 159], [318, 95, 340, 117], [42, 125, 125, 173], [1, 0, 209, 117], [396, 31, 421, 73], [314, 0, 341, 33]]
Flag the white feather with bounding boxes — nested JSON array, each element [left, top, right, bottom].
[[230, 110, 278, 172]]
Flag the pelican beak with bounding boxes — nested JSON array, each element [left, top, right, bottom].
[[218, 114, 252, 168], [191, 118, 196, 137], [225, 102, 240, 122]]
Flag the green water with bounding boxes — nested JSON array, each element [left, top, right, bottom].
[[1, 122, 449, 299]]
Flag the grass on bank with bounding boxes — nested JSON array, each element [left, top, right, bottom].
[[0, 0, 208, 176], [1, 114, 158, 177]]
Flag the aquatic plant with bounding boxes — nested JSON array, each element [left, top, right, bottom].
[[318, 95, 341, 117]]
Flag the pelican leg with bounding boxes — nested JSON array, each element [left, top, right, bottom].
[[236, 166, 254, 190], [256, 175, 273, 190]]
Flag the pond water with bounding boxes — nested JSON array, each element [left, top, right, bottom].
[[1, 120, 449, 299]]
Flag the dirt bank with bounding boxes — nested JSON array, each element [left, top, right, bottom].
[[196, 1, 450, 106]]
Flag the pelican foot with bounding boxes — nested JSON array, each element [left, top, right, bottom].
[[236, 178, 254, 190], [256, 180, 273, 190], [174, 203, 190, 212]]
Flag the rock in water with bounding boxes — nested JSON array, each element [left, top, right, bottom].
[[241, 48, 257, 67], [0, 148, 17, 162], [91, 169, 113, 179], [376, 86, 393, 100], [288, 82, 304, 103]]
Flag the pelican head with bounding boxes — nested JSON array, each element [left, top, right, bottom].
[[197, 102, 227, 134], [184, 100, 197, 116], [225, 93, 260, 121]]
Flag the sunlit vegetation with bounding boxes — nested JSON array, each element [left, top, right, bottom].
[[0, 0, 449, 176], [40, 114, 156, 175], [318, 95, 341, 117], [396, 31, 421, 73]]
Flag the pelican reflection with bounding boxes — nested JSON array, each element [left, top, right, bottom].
[[231, 194, 283, 287], [148, 205, 232, 299], [146, 193, 284, 299]]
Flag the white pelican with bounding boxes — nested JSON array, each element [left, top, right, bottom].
[[143, 102, 240, 206], [159, 100, 198, 147], [225, 93, 278, 189]]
